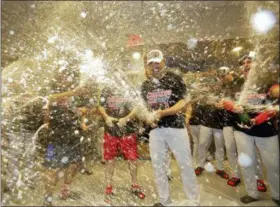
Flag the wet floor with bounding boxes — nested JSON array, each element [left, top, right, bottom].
[[1, 159, 277, 206]]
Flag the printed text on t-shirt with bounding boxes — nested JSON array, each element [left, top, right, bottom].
[[147, 89, 172, 108], [107, 97, 131, 110]]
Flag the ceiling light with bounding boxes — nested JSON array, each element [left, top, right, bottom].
[[232, 47, 243, 52]]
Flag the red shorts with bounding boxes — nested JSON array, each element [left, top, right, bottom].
[[103, 133, 138, 161]]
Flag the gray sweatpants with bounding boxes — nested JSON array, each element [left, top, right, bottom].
[[234, 131, 279, 200], [198, 126, 225, 170], [223, 127, 264, 179], [149, 128, 200, 206], [223, 126, 241, 178], [190, 125, 201, 166]]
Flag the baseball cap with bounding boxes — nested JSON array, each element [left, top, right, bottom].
[[239, 55, 252, 65], [147, 50, 164, 64], [217, 66, 230, 76]]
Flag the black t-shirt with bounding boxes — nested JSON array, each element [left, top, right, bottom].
[[233, 90, 278, 137], [189, 104, 204, 126], [196, 104, 224, 129], [192, 76, 224, 129], [141, 71, 187, 128], [197, 74, 244, 129], [48, 97, 81, 145], [219, 76, 244, 127], [100, 87, 137, 137]]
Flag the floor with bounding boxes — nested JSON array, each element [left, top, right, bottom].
[[1, 159, 277, 206]]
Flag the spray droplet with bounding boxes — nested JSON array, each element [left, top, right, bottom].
[[47, 36, 58, 44], [58, 171, 64, 178], [204, 162, 215, 172], [132, 52, 141, 60], [61, 156, 69, 164], [81, 11, 87, 18], [167, 24, 173, 31], [89, 98, 95, 104], [238, 153, 252, 167], [187, 37, 198, 49], [251, 10, 276, 34], [47, 196, 52, 202]]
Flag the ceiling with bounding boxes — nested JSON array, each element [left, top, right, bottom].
[[1, 1, 278, 96], [1, 1, 279, 66], [1, 1, 250, 64]]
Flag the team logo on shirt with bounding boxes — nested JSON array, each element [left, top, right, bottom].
[[107, 96, 131, 110], [147, 89, 172, 109], [247, 94, 266, 105]]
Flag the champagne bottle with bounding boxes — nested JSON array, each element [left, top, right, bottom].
[[238, 113, 251, 124]]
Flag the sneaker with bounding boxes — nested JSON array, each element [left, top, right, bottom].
[[227, 177, 241, 187], [257, 179, 267, 192], [131, 184, 145, 199], [240, 195, 259, 204], [195, 167, 204, 176], [153, 203, 165, 206], [216, 170, 229, 179], [105, 185, 113, 195]]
